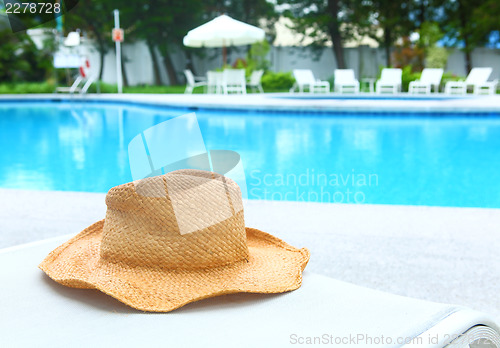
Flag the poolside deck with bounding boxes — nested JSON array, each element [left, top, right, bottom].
[[2, 188, 499, 320], [1, 93, 499, 320], [2, 92, 500, 113]]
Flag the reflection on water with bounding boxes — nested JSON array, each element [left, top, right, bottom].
[[1, 102, 500, 208]]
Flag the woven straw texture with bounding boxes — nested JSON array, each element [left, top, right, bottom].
[[39, 169, 310, 312]]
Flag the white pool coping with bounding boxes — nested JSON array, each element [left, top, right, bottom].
[[1, 92, 500, 113], [1, 188, 499, 321]]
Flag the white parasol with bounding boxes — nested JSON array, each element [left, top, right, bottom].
[[183, 14, 265, 65]]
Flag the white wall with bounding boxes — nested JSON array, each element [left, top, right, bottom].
[[447, 48, 500, 79], [83, 40, 500, 85]]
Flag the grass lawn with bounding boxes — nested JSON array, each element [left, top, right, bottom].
[[0, 82, 289, 94], [4, 81, 496, 94]]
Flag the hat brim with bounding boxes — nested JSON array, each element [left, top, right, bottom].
[[39, 220, 310, 312]]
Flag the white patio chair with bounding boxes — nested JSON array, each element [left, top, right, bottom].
[[444, 67, 497, 95], [376, 68, 402, 94], [409, 68, 444, 94], [247, 70, 264, 93], [184, 69, 207, 94], [207, 71, 224, 94], [290, 69, 330, 93], [334, 69, 360, 94], [222, 69, 246, 94]]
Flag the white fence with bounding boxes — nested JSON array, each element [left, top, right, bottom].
[[82, 41, 500, 86]]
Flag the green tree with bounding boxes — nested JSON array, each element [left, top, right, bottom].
[[127, 0, 205, 85], [409, 0, 446, 28], [202, 0, 277, 69], [442, 0, 489, 72], [472, 0, 500, 48], [417, 22, 448, 69], [247, 40, 271, 73], [0, 29, 53, 82], [363, 0, 413, 67], [203, 0, 277, 33], [280, 0, 369, 69], [64, 0, 116, 80], [67, 0, 277, 86]]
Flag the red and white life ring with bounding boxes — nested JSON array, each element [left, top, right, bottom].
[[79, 59, 91, 78]]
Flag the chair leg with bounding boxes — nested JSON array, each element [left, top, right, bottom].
[[258, 84, 264, 93]]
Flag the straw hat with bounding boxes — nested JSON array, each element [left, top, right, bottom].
[[39, 169, 310, 312]]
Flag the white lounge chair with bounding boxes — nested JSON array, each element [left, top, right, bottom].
[[184, 69, 207, 94], [334, 69, 360, 94], [223, 69, 246, 94], [247, 70, 264, 93], [290, 69, 330, 93], [444, 67, 497, 95], [376, 68, 402, 94], [408, 68, 444, 94], [2, 236, 500, 347]]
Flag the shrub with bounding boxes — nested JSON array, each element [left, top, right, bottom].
[[417, 22, 449, 69], [246, 40, 270, 74], [392, 37, 424, 72], [426, 47, 449, 69], [86, 81, 119, 93], [232, 41, 271, 77], [0, 82, 55, 94], [0, 29, 53, 82], [261, 71, 295, 91], [401, 65, 421, 92], [441, 72, 464, 85]]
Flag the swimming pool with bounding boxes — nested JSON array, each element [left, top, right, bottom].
[[1, 101, 500, 208]]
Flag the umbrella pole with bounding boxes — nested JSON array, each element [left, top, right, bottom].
[[222, 39, 227, 67]]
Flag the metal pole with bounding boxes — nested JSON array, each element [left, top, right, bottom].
[[113, 9, 123, 94]]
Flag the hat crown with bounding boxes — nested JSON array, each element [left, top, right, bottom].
[[100, 170, 248, 269]]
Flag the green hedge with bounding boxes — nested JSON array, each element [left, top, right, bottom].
[[261, 71, 295, 91], [0, 82, 55, 94]]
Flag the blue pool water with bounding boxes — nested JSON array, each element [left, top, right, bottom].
[[1, 101, 500, 208]]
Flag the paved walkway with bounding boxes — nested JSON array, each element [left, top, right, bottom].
[[2, 92, 500, 113], [1, 188, 499, 320]]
